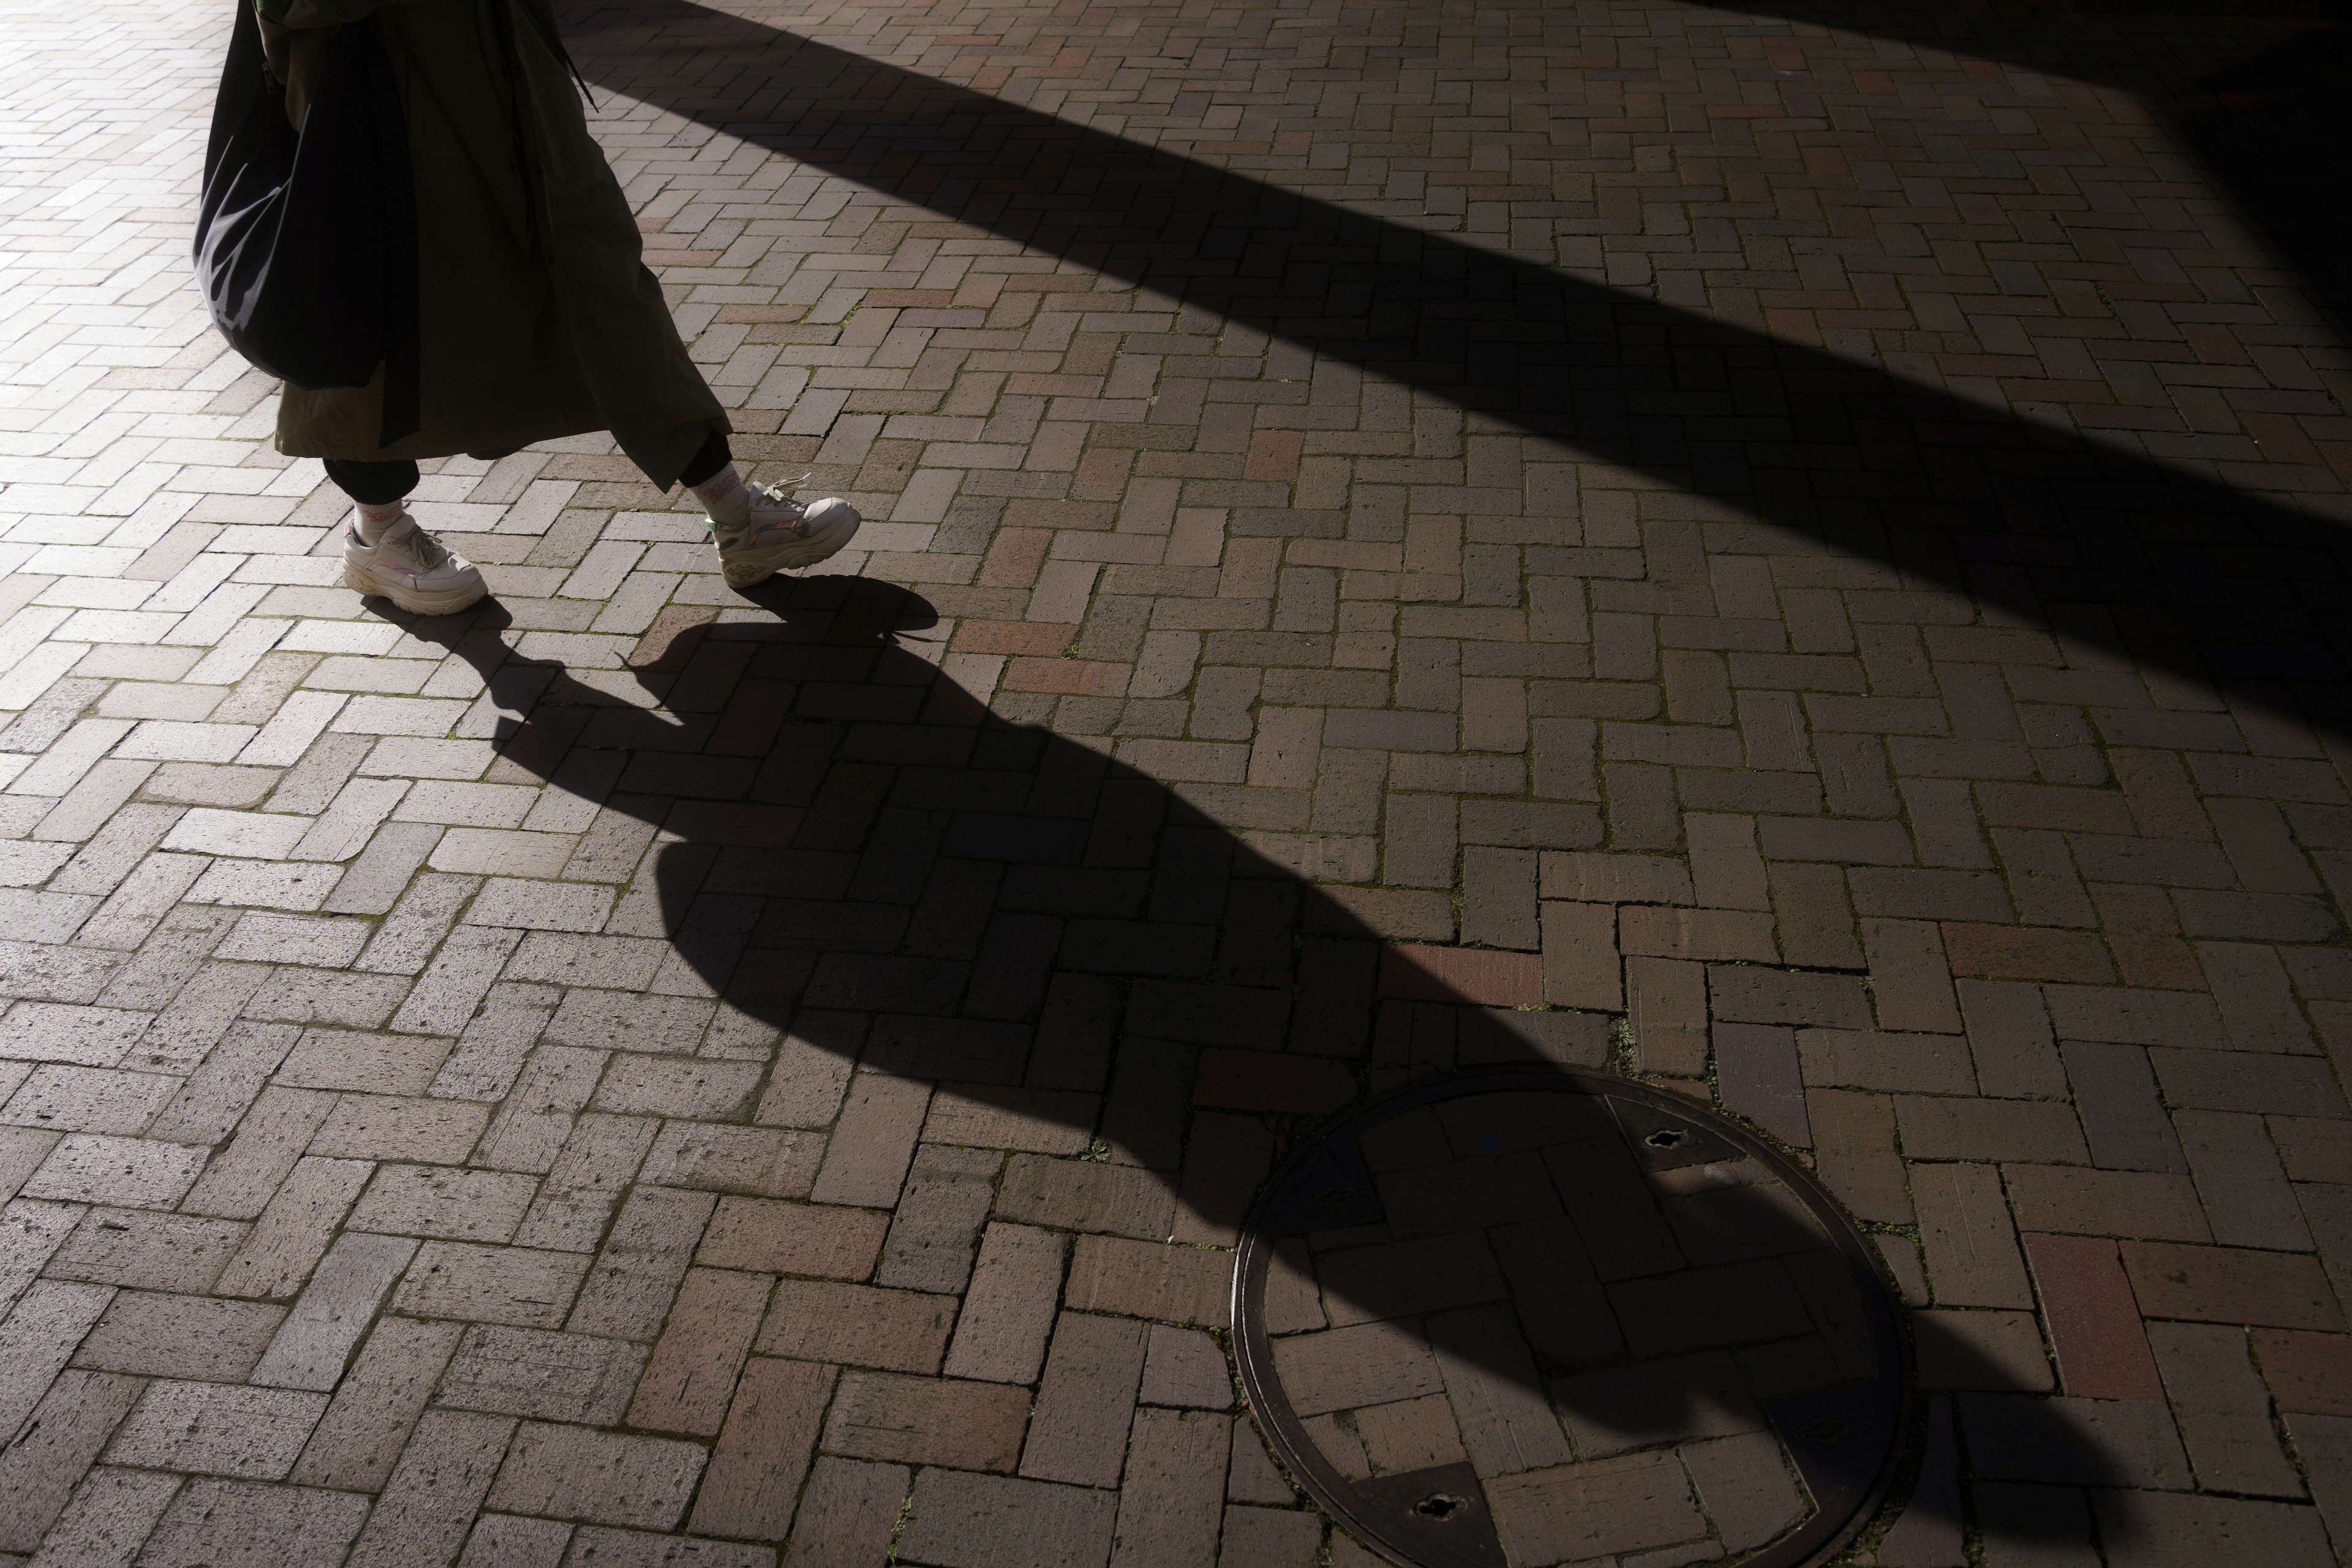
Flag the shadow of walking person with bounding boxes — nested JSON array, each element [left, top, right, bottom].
[[368, 573, 2173, 1566]]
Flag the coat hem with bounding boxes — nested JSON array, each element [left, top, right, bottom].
[[274, 412, 604, 466], [275, 410, 732, 491]]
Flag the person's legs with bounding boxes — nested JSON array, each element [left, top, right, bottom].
[[326, 457, 488, 616], [677, 430, 730, 490], [324, 458, 420, 507], [676, 427, 861, 589], [323, 458, 420, 545]]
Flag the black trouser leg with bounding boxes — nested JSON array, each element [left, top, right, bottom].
[[323, 458, 420, 506], [677, 429, 732, 489]]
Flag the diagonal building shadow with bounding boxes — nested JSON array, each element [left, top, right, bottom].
[[1686, 0, 2352, 337], [552, 0, 2352, 728], [386, 585, 2152, 1559]]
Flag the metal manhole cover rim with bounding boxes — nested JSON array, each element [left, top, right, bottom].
[[1229, 1064, 1914, 1568]]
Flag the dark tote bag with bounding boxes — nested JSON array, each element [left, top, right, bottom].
[[195, 0, 421, 447]]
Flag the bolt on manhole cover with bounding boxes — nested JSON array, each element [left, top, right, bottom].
[[1231, 1066, 1909, 1568]]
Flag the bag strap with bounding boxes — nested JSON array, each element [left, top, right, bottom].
[[205, 0, 273, 179], [514, 0, 597, 110]]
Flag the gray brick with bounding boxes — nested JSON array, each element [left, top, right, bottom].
[[345, 1411, 516, 1568], [251, 1232, 420, 1391], [103, 1381, 330, 1480], [135, 1479, 369, 1568], [291, 1316, 464, 1490], [0, 1372, 145, 1553], [0, 1280, 115, 1441]]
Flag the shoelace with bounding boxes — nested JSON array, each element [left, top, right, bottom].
[[377, 521, 449, 570], [748, 474, 814, 510], [710, 478, 818, 539]]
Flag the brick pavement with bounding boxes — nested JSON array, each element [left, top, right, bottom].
[[2, 0, 2352, 1563]]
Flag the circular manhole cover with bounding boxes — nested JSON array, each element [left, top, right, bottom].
[[1232, 1066, 1909, 1568]]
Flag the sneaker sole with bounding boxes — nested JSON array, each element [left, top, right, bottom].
[[720, 511, 862, 588], [344, 562, 488, 616]]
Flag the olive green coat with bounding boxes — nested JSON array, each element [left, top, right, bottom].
[[259, 0, 725, 487]]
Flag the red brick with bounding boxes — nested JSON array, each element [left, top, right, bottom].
[[687, 1357, 836, 1539], [1626, 956, 1707, 1077], [2150, 1321, 2304, 1497], [1064, 1236, 1234, 1329], [625, 1268, 771, 1436], [897, 1468, 1118, 1568], [484, 1425, 706, 1531], [754, 1280, 956, 1373], [1712, 1023, 1810, 1147], [1379, 944, 1543, 1006], [974, 530, 1053, 591], [1540, 900, 1621, 1011], [2024, 1234, 2163, 1401], [2253, 1330, 2352, 1417], [1618, 906, 1777, 963], [2121, 1243, 2346, 1332], [1242, 429, 1303, 482], [2093, 884, 2209, 993], [1941, 923, 2115, 984], [997, 1155, 1175, 1241], [820, 1372, 1030, 1471], [1807, 1089, 1910, 1223], [2003, 1167, 2209, 1243], [1001, 657, 1130, 696], [695, 1199, 888, 1280], [1862, 919, 1962, 1034], [945, 1224, 1067, 1385], [777, 1457, 908, 1564], [1020, 1313, 1148, 1487]]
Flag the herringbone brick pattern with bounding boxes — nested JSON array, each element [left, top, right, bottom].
[[1, 0, 2350, 1563]]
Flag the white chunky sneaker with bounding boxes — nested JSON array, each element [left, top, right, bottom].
[[342, 513, 488, 615], [709, 482, 861, 588]]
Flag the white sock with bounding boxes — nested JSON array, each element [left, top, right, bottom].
[[691, 463, 749, 527], [354, 500, 405, 546]]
